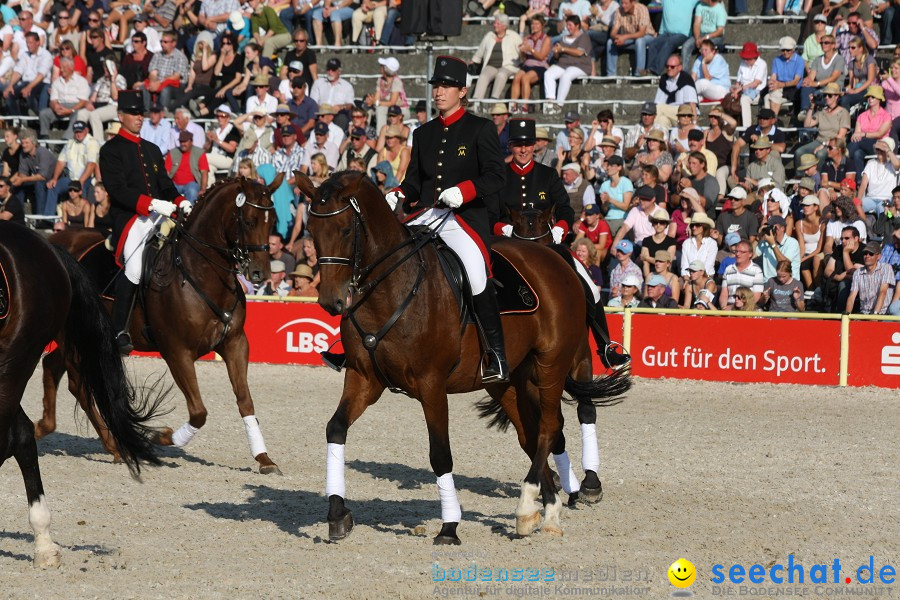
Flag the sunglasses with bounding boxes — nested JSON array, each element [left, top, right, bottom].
[[651, 220, 667, 226], [822, 41, 834, 45], [666, 64, 679, 69], [253, 115, 266, 120], [863, 250, 877, 256], [690, 223, 703, 228], [222, 40, 233, 45]]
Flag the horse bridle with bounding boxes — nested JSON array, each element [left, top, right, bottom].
[[511, 209, 553, 242]]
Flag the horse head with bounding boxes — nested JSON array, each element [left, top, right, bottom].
[[299, 169, 402, 316], [188, 172, 284, 285], [508, 204, 555, 245]]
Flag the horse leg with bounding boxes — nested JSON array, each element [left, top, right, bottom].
[[325, 369, 384, 541], [528, 358, 567, 537], [34, 348, 65, 440], [220, 332, 280, 475], [571, 348, 603, 503], [58, 363, 122, 461], [419, 386, 463, 545], [154, 351, 207, 448], [2, 402, 62, 569]]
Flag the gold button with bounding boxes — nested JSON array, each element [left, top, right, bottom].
[[439, 150, 444, 155], [441, 139, 446, 143], [443, 127, 448, 132], [436, 187, 442, 193], [437, 175, 442, 180], [437, 162, 442, 167]]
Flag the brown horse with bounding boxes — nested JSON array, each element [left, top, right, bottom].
[[303, 171, 628, 544], [36, 175, 284, 474], [0, 223, 162, 567]]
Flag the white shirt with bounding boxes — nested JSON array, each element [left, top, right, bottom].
[[557, 0, 593, 19], [246, 93, 278, 116], [309, 77, 355, 110], [862, 158, 898, 200], [590, 125, 625, 156], [326, 121, 345, 146], [301, 137, 340, 170], [736, 59, 768, 93], [13, 26, 47, 50], [49, 72, 91, 105], [13, 46, 52, 83], [680, 236, 718, 276]]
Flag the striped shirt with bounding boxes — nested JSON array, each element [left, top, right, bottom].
[[58, 135, 100, 180], [721, 262, 765, 304], [851, 262, 894, 314], [148, 48, 190, 82]]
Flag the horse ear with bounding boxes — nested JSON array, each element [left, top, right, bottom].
[[294, 170, 317, 200], [267, 171, 285, 194]]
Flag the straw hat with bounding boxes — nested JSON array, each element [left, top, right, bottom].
[[796, 154, 818, 171], [645, 129, 666, 143], [687, 213, 715, 228], [865, 85, 886, 103], [385, 124, 407, 139], [289, 264, 314, 280]]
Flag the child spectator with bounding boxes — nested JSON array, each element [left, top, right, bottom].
[[761, 260, 806, 311], [733, 286, 757, 311]]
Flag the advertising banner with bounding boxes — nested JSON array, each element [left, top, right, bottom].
[[244, 301, 342, 365], [628, 314, 842, 386], [847, 320, 900, 389]]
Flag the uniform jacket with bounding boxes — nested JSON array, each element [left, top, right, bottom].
[[399, 107, 505, 254], [493, 160, 574, 237], [98, 128, 183, 264]]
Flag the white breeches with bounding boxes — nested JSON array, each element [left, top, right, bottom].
[[410, 207, 488, 294], [121, 215, 158, 284]]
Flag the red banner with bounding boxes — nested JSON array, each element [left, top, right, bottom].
[[245, 301, 342, 365], [847, 321, 900, 389], [627, 314, 842, 386]]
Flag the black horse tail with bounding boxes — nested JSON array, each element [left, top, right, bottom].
[[53, 246, 165, 477], [563, 367, 632, 408], [475, 395, 513, 433]]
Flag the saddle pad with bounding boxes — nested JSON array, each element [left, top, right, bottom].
[[491, 248, 539, 315], [0, 257, 9, 321]]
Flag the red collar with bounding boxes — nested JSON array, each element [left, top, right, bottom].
[[439, 107, 465, 127], [118, 128, 140, 144], [511, 160, 534, 175]]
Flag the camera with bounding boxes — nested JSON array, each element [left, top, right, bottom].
[[813, 94, 827, 109], [759, 225, 772, 238]]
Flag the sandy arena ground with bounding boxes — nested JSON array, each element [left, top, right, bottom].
[[1, 357, 898, 599]]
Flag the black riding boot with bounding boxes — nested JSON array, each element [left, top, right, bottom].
[[112, 275, 138, 355], [591, 300, 631, 368], [473, 281, 509, 384]]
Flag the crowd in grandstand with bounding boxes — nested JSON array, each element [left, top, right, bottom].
[[1, 0, 900, 314]]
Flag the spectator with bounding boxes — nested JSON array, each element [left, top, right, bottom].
[[273, 104, 305, 148], [301, 122, 338, 172], [691, 39, 729, 101], [840, 36, 878, 110], [248, 0, 291, 57], [364, 57, 409, 133], [881, 230, 900, 315], [730, 107, 785, 180], [471, 14, 523, 105], [757, 215, 802, 281], [680, 212, 716, 275], [717, 231, 741, 275], [123, 14, 161, 54], [766, 36, 804, 117], [623, 102, 658, 163], [534, 127, 555, 166], [165, 131, 209, 205], [586, 109, 624, 154], [0, 176, 26, 226], [796, 194, 826, 291], [280, 30, 317, 94], [575, 202, 612, 263], [193, 33, 244, 116], [141, 103, 174, 155], [823, 224, 865, 311], [3, 31, 52, 116], [680, 152, 719, 217], [370, 160, 398, 194], [279, 0, 319, 44], [873, 187, 900, 243], [835, 12, 879, 62], [268, 232, 297, 274], [720, 240, 765, 308], [613, 185, 657, 247], [825, 194, 867, 255], [145, 30, 190, 112], [731, 286, 757, 311], [597, 154, 632, 234], [647, 250, 681, 299], [741, 136, 785, 193], [884, 59, 900, 141], [39, 56, 90, 138], [716, 186, 759, 244], [11, 130, 56, 218], [608, 273, 641, 307], [376, 124, 410, 182], [799, 34, 845, 114], [561, 162, 595, 215], [858, 138, 898, 218], [639, 273, 680, 308], [199, 0, 241, 38], [58, 180, 93, 229], [1, 127, 20, 178], [53, 11, 82, 55], [802, 13, 828, 68], [52, 40, 87, 80], [676, 129, 717, 183], [609, 240, 644, 300], [544, 15, 592, 115], [374, 105, 406, 151], [848, 86, 892, 178], [247, 72, 278, 115], [683, 259, 718, 308], [78, 54, 126, 141], [46, 120, 99, 208], [256, 259, 290, 297], [759, 179, 793, 234], [796, 82, 851, 171], [645, 0, 697, 77], [704, 107, 735, 195], [311, 0, 355, 47], [669, 105, 699, 157], [518, 0, 552, 35], [380, 0, 413, 46], [287, 264, 319, 298], [289, 77, 319, 138], [653, 54, 698, 130], [760, 259, 805, 311], [120, 31, 153, 92], [847, 241, 894, 313], [819, 138, 852, 205], [511, 15, 551, 115], [351, 0, 387, 45], [724, 42, 767, 128], [632, 129, 673, 184], [171, 33, 217, 116], [555, 113, 583, 155], [584, 135, 619, 183], [557, 128, 588, 175], [205, 104, 241, 175], [309, 58, 355, 130], [681, 0, 726, 68], [639, 164, 668, 207], [338, 126, 378, 173], [640, 208, 677, 273], [170, 107, 206, 149], [606, 0, 656, 78], [572, 237, 604, 286], [585, 0, 618, 65], [230, 43, 273, 108]]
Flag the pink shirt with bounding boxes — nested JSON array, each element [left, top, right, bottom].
[[883, 77, 900, 119], [856, 106, 892, 137]]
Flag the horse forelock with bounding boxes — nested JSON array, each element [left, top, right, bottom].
[[317, 170, 369, 207]]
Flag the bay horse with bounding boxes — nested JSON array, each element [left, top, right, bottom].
[[506, 205, 628, 503], [36, 175, 284, 474], [303, 171, 629, 544], [0, 222, 162, 567]]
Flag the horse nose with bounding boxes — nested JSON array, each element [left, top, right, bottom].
[[333, 299, 344, 314]]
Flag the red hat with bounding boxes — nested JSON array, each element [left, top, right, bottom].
[[840, 177, 857, 191], [739, 42, 760, 60]]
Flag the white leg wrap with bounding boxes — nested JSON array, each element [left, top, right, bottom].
[[436, 473, 462, 523], [325, 443, 346, 498], [242, 415, 268, 458], [29, 495, 61, 568], [552, 452, 581, 494], [171, 422, 200, 447], [581, 423, 600, 474], [516, 481, 542, 517]]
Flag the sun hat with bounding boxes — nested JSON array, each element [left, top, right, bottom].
[[801, 195, 820, 206], [739, 42, 760, 60], [865, 85, 886, 103], [797, 154, 818, 171], [377, 56, 400, 73], [654, 250, 672, 262]]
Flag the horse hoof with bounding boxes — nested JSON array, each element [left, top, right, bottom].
[[566, 492, 578, 508], [328, 512, 354, 541], [34, 421, 54, 440], [433, 534, 462, 546], [516, 512, 541, 536], [580, 484, 603, 504], [151, 427, 174, 446], [541, 524, 564, 537], [259, 464, 283, 476], [111, 454, 123, 464], [33, 543, 61, 569]]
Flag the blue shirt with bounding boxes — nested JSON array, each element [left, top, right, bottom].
[[772, 52, 805, 84], [140, 119, 174, 155], [599, 177, 634, 221], [692, 54, 730, 88], [879, 244, 900, 282], [288, 95, 318, 130], [660, 0, 699, 36]]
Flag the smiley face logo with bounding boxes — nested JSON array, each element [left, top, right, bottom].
[[668, 559, 696, 588]]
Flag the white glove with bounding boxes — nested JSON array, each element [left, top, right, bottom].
[[438, 186, 464, 209], [179, 199, 193, 216], [149, 198, 177, 216], [501, 224, 514, 237], [551, 226, 564, 244], [385, 189, 405, 211]]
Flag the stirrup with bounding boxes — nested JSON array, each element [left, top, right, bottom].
[[599, 341, 630, 369], [320, 350, 346, 372], [116, 331, 134, 356], [481, 351, 509, 384]]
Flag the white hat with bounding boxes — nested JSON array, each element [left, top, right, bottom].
[[779, 36, 797, 50], [288, 60, 304, 73], [757, 177, 774, 189], [620, 274, 641, 288], [561, 162, 581, 174], [876, 137, 896, 153], [229, 10, 244, 29], [377, 57, 400, 74], [215, 104, 232, 115], [801, 194, 820, 206], [270, 260, 285, 273], [727, 186, 748, 200]]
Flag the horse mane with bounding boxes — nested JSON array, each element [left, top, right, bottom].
[[317, 170, 370, 204], [188, 176, 250, 223]]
